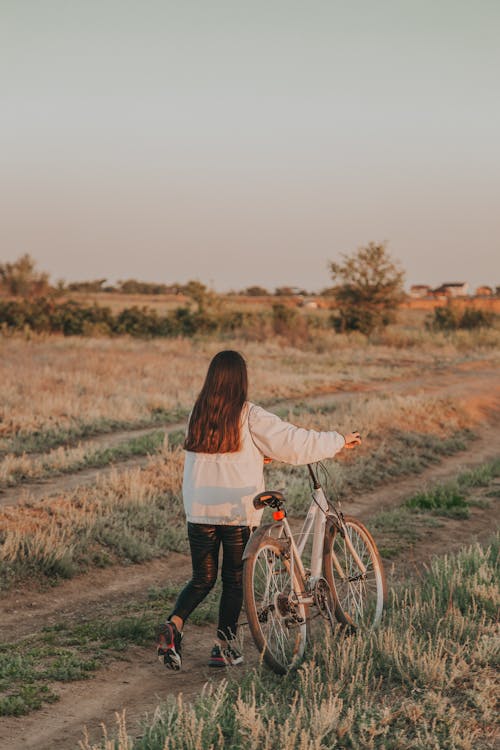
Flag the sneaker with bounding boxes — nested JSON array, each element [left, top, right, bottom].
[[208, 642, 243, 668], [157, 621, 182, 671]]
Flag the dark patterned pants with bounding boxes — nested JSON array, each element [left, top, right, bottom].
[[170, 522, 251, 641]]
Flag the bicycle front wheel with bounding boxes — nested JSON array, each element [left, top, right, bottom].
[[324, 516, 386, 629], [244, 538, 307, 674]]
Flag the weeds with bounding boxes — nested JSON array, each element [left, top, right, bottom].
[[0, 391, 488, 588], [81, 537, 499, 750], [0, 581, 221, 717], [0, 450, 187, 589], [1, 331, 498, 450], [0, 431, 166, 487]]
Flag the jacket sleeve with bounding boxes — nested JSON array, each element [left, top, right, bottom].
[[248, 404, 345, 466]]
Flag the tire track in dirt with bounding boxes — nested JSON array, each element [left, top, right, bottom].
[[0, 634, 265, 750], [1, 414, 499, 750], [2, 415, 500, 643], [345, 418, 500, 522], [1, 363, 499, 509], [1, 364, 499, 749]]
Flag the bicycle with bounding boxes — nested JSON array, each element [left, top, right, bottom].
[[242, 462, 387, 674]]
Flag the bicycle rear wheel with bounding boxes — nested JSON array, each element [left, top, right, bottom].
[[324, 516, 386, 629], [244, 538, 307, 674]]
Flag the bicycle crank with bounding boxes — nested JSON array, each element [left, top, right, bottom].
[[312, 577, 335, 627]]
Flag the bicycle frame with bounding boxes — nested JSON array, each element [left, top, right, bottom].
[[272, 475, 367, 607], [280, 486, 328, 596], [243, 462, 387, 673]]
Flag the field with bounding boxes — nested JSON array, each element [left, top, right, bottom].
[[0, 313, 499, 749]]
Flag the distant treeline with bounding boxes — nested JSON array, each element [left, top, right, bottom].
[[0, 298, 495, 339], [65, 279, 183, 295], [0, 254, 317, 299], [0, 298, 321, 339], [64, 279, 313, 297]]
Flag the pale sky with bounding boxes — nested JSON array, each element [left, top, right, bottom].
[[1, 0, 499, 292]]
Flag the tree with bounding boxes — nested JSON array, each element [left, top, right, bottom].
[[329, 242, 405, 335], [274, 286, 296, 297], [0, 254, 51, 298], [180, 280, 221, 313], [243, 285, 270, 296], [66, 279, 108, 293]]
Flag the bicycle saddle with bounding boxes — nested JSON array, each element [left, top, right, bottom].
[[253, 491, 286, 509]]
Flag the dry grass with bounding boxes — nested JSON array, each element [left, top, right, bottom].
[[0, 449, 185, 586], [265, 390, 489, 511], [79, 538, 500, 750], [0, 431, 166, 488], [283, 390, 482, 438], [0, 389, 490, 587], [0, 443, 99, 487], [1, 328, 498, 448]]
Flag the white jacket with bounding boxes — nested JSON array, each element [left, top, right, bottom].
[[182, 402, 345, 527]]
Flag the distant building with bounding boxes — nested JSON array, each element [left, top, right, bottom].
[[409, 284, 432, 298], [475, 286, 493, 297], [432, 282, 469, 297]]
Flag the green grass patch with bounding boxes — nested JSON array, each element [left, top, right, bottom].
[[371, 459, 500, 557], [274, 400, 338, 420], [0, 684, 59, 717], [166, 429, 186, 449], [0, 571, 224, 717], [0, 584, 184, 716], [405, 483, 470, 518], [85, 431, 166, 467], [404, 458, 500, 519], [0, 431, 169, 489], [458, 457, 500, 487], [0, 641, 100, 717]]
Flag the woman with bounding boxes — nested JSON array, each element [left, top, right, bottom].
[[157, 350, 360, 670]]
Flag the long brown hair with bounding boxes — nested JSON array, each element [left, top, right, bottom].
[[184, 350, 248, 453]]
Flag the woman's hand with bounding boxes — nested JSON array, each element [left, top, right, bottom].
[[343, 432, 361, 449]]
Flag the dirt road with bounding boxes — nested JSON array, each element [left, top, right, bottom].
[[1, 361, 499, 509], [0, 362, 499, 750]]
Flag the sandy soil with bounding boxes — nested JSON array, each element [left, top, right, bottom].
[[0, 365, 499, 750]]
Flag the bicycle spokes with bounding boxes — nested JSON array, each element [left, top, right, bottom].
[[244, 540, 307, 674]]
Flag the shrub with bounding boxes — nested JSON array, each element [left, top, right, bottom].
[[0, 254, 51, 298], [427, 304, 494, 332], [0, 298, 260, 339], [459, 307, 494, 329], [114, 306, 170, 337], [271, 303, 298, 335]]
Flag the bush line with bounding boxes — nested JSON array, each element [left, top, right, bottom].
[[0, 299, 326, 339]]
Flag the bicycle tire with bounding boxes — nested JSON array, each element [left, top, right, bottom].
[[324, 516, 386, 629], [243, 537, 308, 674]]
